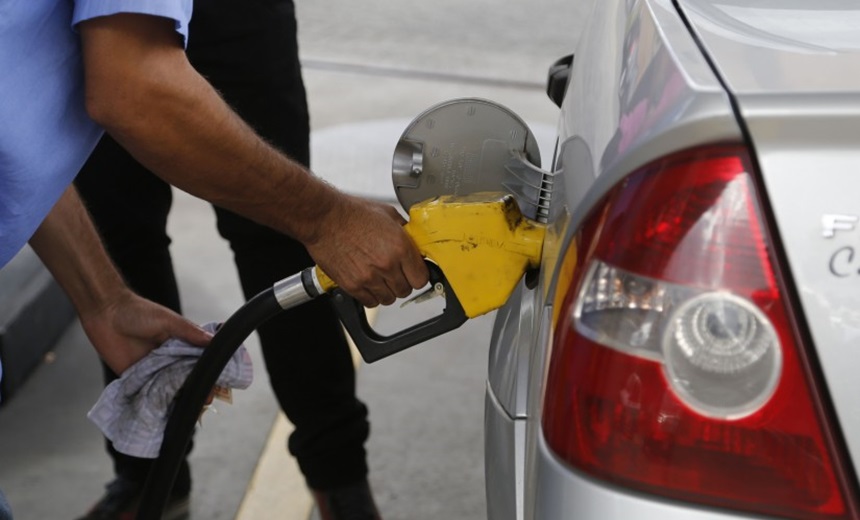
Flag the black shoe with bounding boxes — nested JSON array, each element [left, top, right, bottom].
[[75, 476, 190, 520], [312, 479, 382, 520]]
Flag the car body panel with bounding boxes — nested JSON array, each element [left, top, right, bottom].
[[678, 0, 860, 95], [485, 384, 527, 520], [487, 278, 536, 419]]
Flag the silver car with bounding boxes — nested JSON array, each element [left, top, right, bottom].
[[484, 1, 860, 519]]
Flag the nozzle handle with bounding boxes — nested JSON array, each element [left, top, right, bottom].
[[330, 261, 468, 363]]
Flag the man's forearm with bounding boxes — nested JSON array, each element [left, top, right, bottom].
[[28, 185, 126, 317], [29, 185, 212, 373], [79, 14, 340, 247], [78, 13, 429, 306]]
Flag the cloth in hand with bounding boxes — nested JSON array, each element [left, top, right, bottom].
[[87, 322, 253, 458]]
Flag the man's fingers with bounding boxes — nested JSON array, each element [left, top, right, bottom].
[[365, 281, 397, 307], [168, 316, 213, 348], [403, 251, 430, 290], [359, 263, 424, 305], [350, 287, 381, 309], [386, 269, 415, 299]]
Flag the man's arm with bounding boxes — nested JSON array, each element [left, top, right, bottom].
[[78, 14, 427, 307], [28, 185, 212, 374]]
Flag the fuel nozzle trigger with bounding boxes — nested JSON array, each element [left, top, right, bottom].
[[329, 261, 467, 363]]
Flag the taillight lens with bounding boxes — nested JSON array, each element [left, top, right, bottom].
[[543, 145, 856, 519]]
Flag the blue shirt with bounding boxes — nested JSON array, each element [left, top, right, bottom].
[[0, 0, 192, 400], [0, 0, 192, 269]]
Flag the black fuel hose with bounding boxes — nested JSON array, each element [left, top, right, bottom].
[[135, 262, 464, 517], [136, 287, 283, 520]]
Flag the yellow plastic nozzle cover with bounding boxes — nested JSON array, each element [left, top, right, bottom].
[[404, 192, 545, 318]]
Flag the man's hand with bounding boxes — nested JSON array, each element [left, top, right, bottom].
[[307, 197, 429, 307], [78, 289, 212, 375]]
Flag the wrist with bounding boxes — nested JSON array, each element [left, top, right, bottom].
[[293, 181, 351, 247], [71, 271, 130, 319]]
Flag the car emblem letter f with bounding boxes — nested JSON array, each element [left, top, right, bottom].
[[822, 214, 859, 238]]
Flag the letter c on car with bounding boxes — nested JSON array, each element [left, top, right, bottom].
[[829, 246, 855, 278]]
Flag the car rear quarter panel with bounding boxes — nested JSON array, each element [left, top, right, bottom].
[[486, 0, 750, 518]]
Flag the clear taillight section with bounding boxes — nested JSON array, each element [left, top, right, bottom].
[[575, 260, 782, 419], [542, 145, 857, 519]]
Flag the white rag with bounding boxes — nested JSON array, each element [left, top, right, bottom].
[[87, 322, 253, 458]]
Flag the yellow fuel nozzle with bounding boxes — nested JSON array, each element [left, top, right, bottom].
[[313, 192, 545, 315], [404, 192, 545, 318], [306, 192, 545, 362]]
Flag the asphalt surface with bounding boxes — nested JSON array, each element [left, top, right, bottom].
[[0, 0, 587, 518]]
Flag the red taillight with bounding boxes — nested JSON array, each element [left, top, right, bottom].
[[543, 145, 856, 519]]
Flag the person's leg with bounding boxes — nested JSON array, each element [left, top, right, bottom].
[[187, 0, 378, 510], [215, 214, 382, 519], [214, 211, 371, 488], [74, 135, 192, 518]]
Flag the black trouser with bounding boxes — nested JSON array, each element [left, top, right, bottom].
[[74, 0, 369, 492]]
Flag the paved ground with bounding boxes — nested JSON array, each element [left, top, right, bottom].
[[0, 1, 587, 518]]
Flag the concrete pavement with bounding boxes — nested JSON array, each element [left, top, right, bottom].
[[0, 0, 586, 518]]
